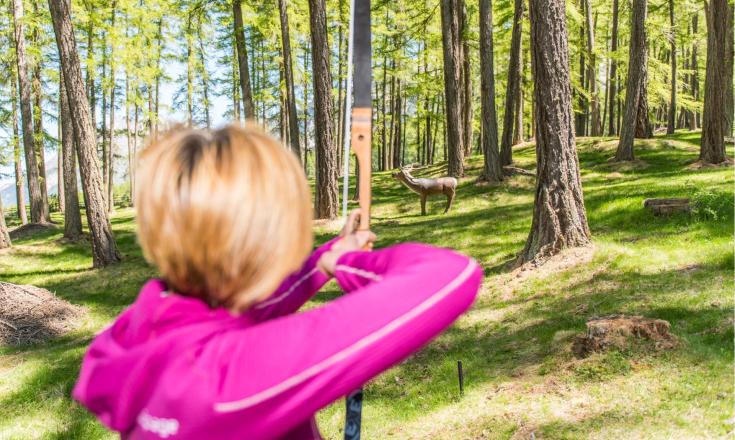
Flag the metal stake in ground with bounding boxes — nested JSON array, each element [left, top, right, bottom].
[[457, 360, 464, 396]]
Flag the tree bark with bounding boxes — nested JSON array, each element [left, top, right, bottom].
[[196, 13, 211, 128], [616, 0, 648, 161], [723, 3, 734, 137], [60, 73, 82, 240], [479, 0, 502, 182], [186, 12, 194, 126], [461, 2, 473, 158], [49, 0, 121, 266], [279, 0, 302, 160], [700, 0, 728, 163], [519, 0, 591, 265], [500, 0, 523, 165], [11, 0, 47, 224], [308, 0, 338, 219], [233, 0, 255, 119], [31, 1, 50, 220], [585, 0, 601, 135], [440, 0, 466, 177], [667, 0, 677, 134], [107, 4, 116, 212], [392, 79, 403, 168], [690, 13, 700, 130], [9, 61, 28, 224], [607, 0, 619, 135]]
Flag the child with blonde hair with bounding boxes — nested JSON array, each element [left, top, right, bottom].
[[74, 124, 482, 439]]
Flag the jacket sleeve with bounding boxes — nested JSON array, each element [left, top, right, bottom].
[[196, 243, 483, 439], [246, 237, 339, 322]]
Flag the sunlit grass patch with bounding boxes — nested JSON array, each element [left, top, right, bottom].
[[1, 132, 732, 439]]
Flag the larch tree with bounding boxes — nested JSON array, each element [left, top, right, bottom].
[[308, 0, 338, 218], [9, 59, 28, 225], [479, 0, 502, 182], [500, 0, 523, 166], [700, 0, 729, 164], [607, 0, 619, 135], [585, 0, 601, 136], [723, 2, 733, 137], [440, 0, 465, 177], [279, 0, 301, 161], [59, 74, 83, 240], [233, 0, 254, 119], [519, 0, 591, 265], [667, 0, 677, 134], [616, 0, 648, 162], [31, 0, 50, 222], [11, 0, 47, 224], [49, 0, 121, 267]]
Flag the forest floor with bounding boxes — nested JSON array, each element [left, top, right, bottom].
[[0, 132, 732, 439]]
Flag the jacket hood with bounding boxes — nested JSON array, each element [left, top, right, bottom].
[[72, 279, 240, 433]]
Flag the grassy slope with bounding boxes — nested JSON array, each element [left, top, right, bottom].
[[0, 133, 732, 439]]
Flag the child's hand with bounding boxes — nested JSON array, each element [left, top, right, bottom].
[[318, 210, 377, 276]]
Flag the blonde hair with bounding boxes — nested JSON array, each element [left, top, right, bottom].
[[135, 124, 313, 312]]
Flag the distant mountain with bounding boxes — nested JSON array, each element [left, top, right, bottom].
[[1, 152, 59, 208]]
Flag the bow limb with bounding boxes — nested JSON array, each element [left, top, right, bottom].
[[351, 108, 372, 230]]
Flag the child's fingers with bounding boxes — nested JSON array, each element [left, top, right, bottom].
[[341, 209, 362, 237]]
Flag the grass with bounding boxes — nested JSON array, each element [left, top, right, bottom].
[[0, 131, 732, 439]]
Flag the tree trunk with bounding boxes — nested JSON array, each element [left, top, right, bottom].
[[616, 0, 648, 161], [667, 0, 677, 134], [576, 2, 587, 137], [186, 12, 194, 126], [57, 78, 65, 215], [380, 55, 388, 171], [585, 0, 601, 135], [520, 0, 591, 265], [723, 3, 734, 137], [60, 73, 83, 240], [500, 0, 523, 165], [233, 0, 255, 119], [107, 4, 116, 212], [700, 0, 728, 163], [461, 3, 473, 158], [197, 13, 211, 128], [0, 193, 11, 249], [514, 79, 524, 144], [689, 13, 700, 130], [153, 19, 162, 138], [11, 0, 46, 224], [308, 0, 338, 219], [393, 79, 403, 168], [31, 1, 50, 220], [279, 0, 302, 160], [479, 0, 502, 182], [10, 63, 28, 225], [440, 0, 466, 177], [49, 0, 121, 267], [608, 0, 619, 135], [101, 39, 109, 201]]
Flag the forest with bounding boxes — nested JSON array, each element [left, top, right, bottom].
[[0, 0, 733, 438]]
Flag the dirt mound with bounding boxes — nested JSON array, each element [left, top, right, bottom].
[[0, 282, 85, 346], [9, 222, 58, 241], [572, 315, 676, 358]]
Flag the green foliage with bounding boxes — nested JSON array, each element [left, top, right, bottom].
[[691, 188, 734, 222]]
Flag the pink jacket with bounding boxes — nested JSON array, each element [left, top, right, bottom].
[[73, 240, 482, 439]]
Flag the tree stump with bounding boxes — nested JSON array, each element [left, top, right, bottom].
[[572, 315, 676, 358], [643, 198, 690, 216]]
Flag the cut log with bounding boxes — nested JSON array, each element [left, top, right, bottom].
[[502, 165, 535, 177], [643, 198, 690, 216]]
